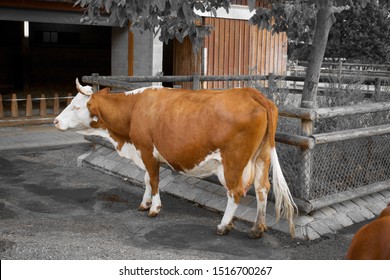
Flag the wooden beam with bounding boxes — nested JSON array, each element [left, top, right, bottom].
[[39, 94, 46, 116], [278, 105, 316, 120], [0, 94, 3, 118], [276, 132, 315, 149], [53, 93, 60, 115], [26, 94, 33, 117], [303, 179, 390, 213], [314, 124, 390, 144], [11, 93, 18, 118], [316, 101, 390, 119]]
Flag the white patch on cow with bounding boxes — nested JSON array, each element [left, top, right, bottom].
[[152, 146, 174, 170], [255, 187, 268, 225], [216, 164, 226, 188], [54, 93, 92, 131], [140, 172, 152, 209], [242, 160, 255, 190], [183, 149, 222, 178], [150, 192, 161, 214], [125, 86, 164, 95], [113, 141, 145, 170]]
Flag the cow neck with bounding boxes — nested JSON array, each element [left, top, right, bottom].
[[91, 93, 137, 150]]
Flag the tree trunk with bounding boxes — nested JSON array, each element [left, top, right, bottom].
[[301, 0, 336, 133], [300, 0, 336, 200]]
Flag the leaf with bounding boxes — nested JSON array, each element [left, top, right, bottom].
[[360, 0, 368, 8], [117, 6, 128, 27], [154, 0, 166, 11], [194, 1, 205, 13], [105, 0, 112, 12], [169, 0, 179, 10], [175, 31, 184, 43], [182, 2, 194, 22]]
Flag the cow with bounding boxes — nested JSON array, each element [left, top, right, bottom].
[[54, 78, 297, 238], [346, 203, 390, 259]]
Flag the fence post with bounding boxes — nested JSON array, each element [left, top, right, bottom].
[[11, 93, 18, 117], [374, 78, 381, 102], [92, 73, 99, 92], [268, 73, 276, 98], [192, 73, 200, 90], [53, 93, 60, 115], [0, 94, 3, 118], [26, 94, 33, 117], [338, 60, 343, 88], [40, 94, 47, 116], [67, 93, 72, 105]]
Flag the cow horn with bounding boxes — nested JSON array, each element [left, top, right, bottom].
[[75, 78, 92, 96]]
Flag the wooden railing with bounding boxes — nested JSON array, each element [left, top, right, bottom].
[[0, 93, 73, 127]]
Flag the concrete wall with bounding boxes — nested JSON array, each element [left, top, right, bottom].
[[111, 27, 128, 76], [112, 27, 163, 85], [133, 30, 163, 85]]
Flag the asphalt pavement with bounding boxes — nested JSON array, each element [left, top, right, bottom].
[[0, 125, 376, 260]]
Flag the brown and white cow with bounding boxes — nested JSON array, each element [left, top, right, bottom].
[[346, 203, 390, 259], [54, 79, 297, 238]]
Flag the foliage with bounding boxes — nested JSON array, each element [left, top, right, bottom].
[[326, 2, 390, 64], [284, 1, 390, 63], [75, 0, 389, 56], [75, 0, 231, 53]]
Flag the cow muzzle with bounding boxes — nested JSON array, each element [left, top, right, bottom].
[[53, 118, 67, 131]]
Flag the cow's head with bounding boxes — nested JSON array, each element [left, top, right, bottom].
[[54, 78, 95, 131]]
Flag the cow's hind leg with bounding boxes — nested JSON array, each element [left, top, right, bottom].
[[140, 153, 161, 217], [249, 147, 271, 239]]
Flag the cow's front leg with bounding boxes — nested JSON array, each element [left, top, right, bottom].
[[138, 172, 152, 211], [217, 193, 238, 235]]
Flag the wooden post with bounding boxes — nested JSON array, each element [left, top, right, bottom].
[[67, 93, 72, 105], [192, 73, 200, 90], [374, 78, 381, 102], [92, 73, 99, 92], [0, 94, 3, 118], [338, 60, 342, 89], [25, 94, 33, 117], [53, 93, 60, 115], [40, 94, 47, 116], [11, 93, 18, 117]]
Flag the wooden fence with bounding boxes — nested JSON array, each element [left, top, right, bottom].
[[0, 93, 73, 127], [82, 73, 390, 213]]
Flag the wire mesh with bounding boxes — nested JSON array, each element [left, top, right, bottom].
[[307, 134, 390, 200]]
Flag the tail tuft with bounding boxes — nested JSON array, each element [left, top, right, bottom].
[[270, 147, 297, 237]]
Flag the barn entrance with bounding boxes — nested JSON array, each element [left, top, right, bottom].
[[0, 20, 111, 94]]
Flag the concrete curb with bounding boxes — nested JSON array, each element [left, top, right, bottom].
[[81, 144, 390, 240]]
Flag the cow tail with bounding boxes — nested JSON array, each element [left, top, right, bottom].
[[248, 88, 297, 237]]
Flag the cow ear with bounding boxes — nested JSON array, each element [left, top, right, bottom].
[[87, 98, 102, 128]]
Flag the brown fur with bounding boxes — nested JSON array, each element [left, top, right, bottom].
[[86, 87, 293, 236], [346, 203, 390, 260]]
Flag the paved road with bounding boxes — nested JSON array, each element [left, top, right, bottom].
[[0, 141, 366, 260]]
